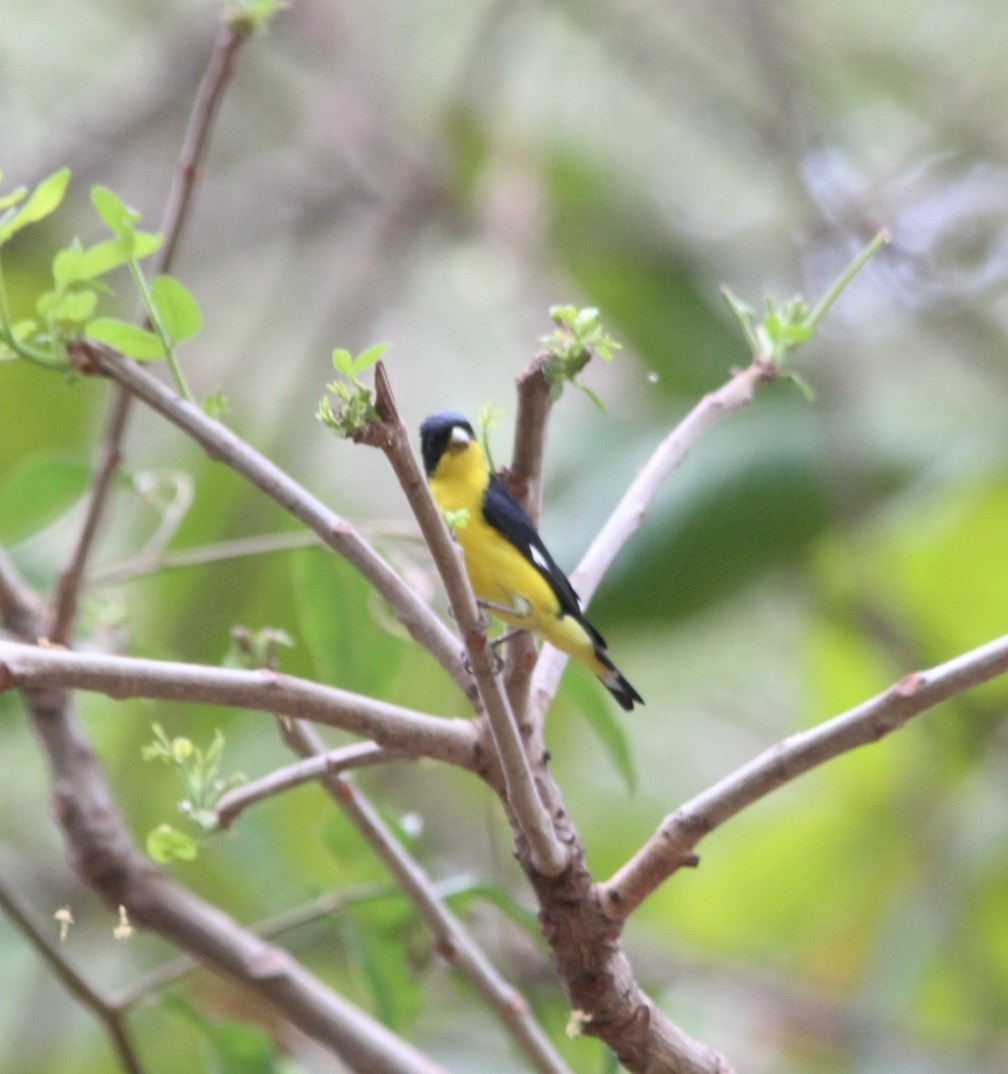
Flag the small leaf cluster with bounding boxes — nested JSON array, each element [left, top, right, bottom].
[[540, 305, 622, 411], [441, 507, 471, 535], [720, 229, 890, 400], [720, 289, 818, 399], [142, 723, 245, 863], [317, 343, 389, 437], [0, 167, 202, 401]]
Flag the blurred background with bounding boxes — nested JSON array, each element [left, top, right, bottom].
[[2, 0, 1008, 1071]]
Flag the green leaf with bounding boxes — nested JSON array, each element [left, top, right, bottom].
[[331, 347, 353, 375], [577, 383, 606, 413], [0, 167, 71, 244], [51, 240, 86, 289], [91, 184, 140, 237], [126, 230, 164, 261], [351, 341, 390, 375], [72, 236, 135, 281], [565, 671, 637, 793], [0, 456, 91, 542], [150, 275, 202, 342], [442, 507, 470, 534], [168, 996, 280, 1074], [146, 824, 198, 863], [203, 388, 230, 419], [86, 317, 166, 360], [37, 289, 98, 323]]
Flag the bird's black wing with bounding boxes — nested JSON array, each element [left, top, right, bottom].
[[482, 475, 606, 647]]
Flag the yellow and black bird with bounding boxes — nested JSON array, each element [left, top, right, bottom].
[[420, 411, 643, 711]]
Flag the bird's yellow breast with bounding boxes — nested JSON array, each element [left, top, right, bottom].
[[428, 442, 561, 629]]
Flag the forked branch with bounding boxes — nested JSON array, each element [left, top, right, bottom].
[[602, 630, 1008, 919]]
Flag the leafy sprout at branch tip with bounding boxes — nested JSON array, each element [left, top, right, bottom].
[[317, 342, 390, 437], [720, 228, 889, 380], [539, 305, 623, 412]]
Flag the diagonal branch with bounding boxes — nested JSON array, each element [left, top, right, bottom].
[[600, 631, 1008, 920], [0, 639, 478, 769], [215, 741, 402, 827], [3, 581, 450, 1074], [275, 718, 575, 1074], [71, 341, 473, 702], [531, 358, 777, 714]]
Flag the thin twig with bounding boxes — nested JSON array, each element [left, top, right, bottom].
[[3, 578, 450, 1074], [0, 878, 145, 1074], [600, 630, 1008, 920], [277, 718, 574, 1074], [216, 741, 403, 828], [530, 358, 777, 715], [88, 522, 421, 588], [0, 639, 479, 768], [90, 529, 323, 587], [153, 23, 248, 276], [370, 362, 568, 877], [71, 341, 473, 702], [48, 25, 250, 645], [111, 880, 397, 1009]]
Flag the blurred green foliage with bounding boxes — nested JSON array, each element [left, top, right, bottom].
[[2, 2, 1008, 1074]]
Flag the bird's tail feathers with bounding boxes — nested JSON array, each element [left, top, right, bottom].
[[595, 648, 644, 712]]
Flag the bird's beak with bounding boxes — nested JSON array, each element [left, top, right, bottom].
[[448, 426, 472, 451]]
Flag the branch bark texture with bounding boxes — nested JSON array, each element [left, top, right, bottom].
[[602, 631, 1008, 919]]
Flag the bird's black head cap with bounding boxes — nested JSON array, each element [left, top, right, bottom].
[[420, 411, 475, 476]]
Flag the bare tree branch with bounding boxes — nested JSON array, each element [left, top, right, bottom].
[[2, 586, 450, 1074], [276, 718, 575, 1074], [0, 640, 478, 769], [0, 878, 145, 1074], [531, 358, 777, 714], [70, 341, 474, 703], [601, 630, 1008, 920], [508, 351, 553, 525], [215, 741, 402, 827]]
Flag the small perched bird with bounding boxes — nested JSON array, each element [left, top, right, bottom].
[[420, 411, 643, 711]]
